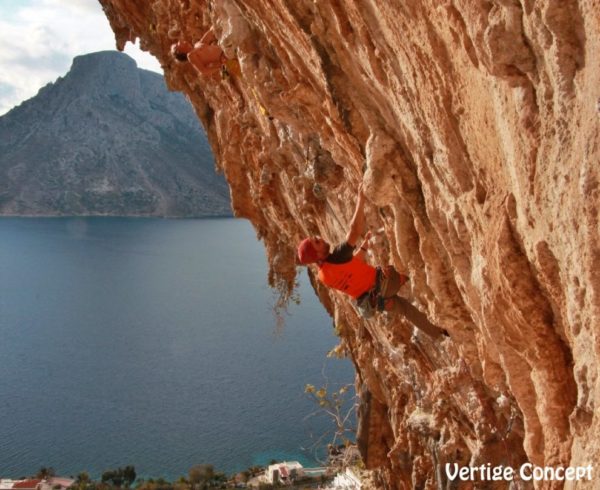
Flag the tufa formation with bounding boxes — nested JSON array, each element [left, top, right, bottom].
[[99, 1, 599, 488]]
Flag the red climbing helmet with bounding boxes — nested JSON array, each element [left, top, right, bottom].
[[297, 238, 319, 264]]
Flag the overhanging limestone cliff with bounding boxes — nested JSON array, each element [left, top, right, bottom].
[[99, 1, 599, 487]]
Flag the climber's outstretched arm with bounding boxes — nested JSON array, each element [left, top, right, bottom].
[[346, 185, 367, 247]]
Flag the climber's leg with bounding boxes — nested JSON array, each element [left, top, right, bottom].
[[384, 296, 448, 339]]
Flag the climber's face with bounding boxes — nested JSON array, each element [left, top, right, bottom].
[[310, 237, 330, 260]]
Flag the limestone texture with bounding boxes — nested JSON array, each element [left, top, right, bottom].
[[99, 1, 599, 488]]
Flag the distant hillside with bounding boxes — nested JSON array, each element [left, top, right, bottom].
[[0, 51, 231, 217]]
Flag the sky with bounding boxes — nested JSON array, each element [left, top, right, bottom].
[[0, 0, 163, 115]]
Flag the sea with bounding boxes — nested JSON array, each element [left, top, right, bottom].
[[0, 217, 355, 480]]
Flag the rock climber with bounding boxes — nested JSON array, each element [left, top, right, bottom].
[[297, 186, 448, 339], [171, 28, 231, 77]]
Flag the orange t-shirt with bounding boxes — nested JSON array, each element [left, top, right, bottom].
[[317, 245, 377, 299]]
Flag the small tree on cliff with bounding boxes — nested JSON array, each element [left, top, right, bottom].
[[304, 379, 357, 463]]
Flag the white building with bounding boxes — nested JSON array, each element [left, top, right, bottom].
[[39, 478, 75, 490], [0, 482, 22, 490], [329, 468, 362, 489], [265, 461, 304, 484], [0, 477, 74, 490], [0, 480, 41, 490]]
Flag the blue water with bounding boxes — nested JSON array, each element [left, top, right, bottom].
[[0, 218, 354, 479]]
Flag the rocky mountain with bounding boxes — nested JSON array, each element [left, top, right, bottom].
[[0, 51, 231, 217], [101, 2, 599, 489]]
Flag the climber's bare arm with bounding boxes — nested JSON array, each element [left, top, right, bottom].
[[353, 231, 372, 260], [346, 186, 367, 247]]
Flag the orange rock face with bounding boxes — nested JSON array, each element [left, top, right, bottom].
[[100, 1, 599, 487]]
